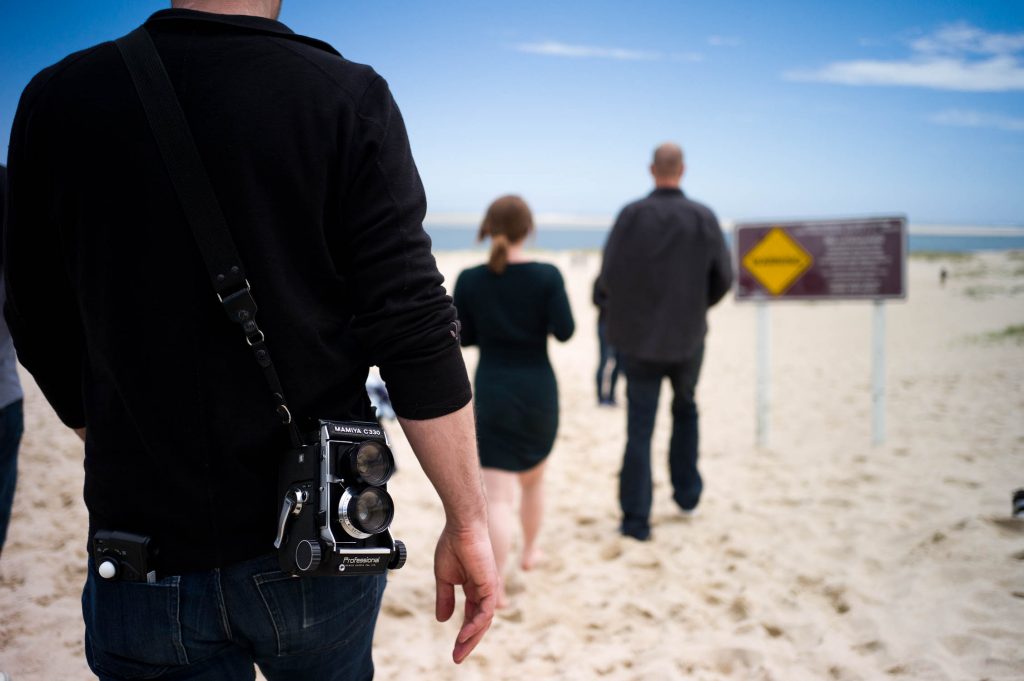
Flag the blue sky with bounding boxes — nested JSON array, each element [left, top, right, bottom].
[[1, 1, 1022, 226]]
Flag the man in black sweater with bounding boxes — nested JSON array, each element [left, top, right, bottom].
[[4, 1, 497, 678], [598, 143, 733, 541]]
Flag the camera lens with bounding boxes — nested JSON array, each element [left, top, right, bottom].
[[348, 441, 394, 486], [339, 487, 394, 538], [355, 488, 392, 532]]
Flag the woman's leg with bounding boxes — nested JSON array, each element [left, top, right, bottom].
[[517, 461, 546, 570], [481, 467, 517, 607]]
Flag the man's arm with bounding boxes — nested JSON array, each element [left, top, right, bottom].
[[398, 403, 497, 664], [707, 214, 734, 307], [339, 74, 470, 419], [4, 74, 87, 429], [337, 74, 496, 661], [596, 206, 630, 297], [592, 275, 607, 308]]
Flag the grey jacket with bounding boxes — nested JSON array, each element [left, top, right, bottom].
[[598, 188, 732, 362], [0, 165, 23, 410]]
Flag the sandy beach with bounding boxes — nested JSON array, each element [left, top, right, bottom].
[[1, 249, 1022, 680]]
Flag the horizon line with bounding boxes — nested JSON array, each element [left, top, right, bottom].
[[424, 213, 1024, 236]]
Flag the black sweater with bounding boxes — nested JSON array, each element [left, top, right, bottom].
[[4, 10, 470, 573], [598, 188, 733, 362]]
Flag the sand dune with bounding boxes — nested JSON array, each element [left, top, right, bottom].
[[1, 251, 1022, 680]]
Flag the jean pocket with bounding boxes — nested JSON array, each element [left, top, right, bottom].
[[253, 570, 385, 657], [82, 569, 188, 679]]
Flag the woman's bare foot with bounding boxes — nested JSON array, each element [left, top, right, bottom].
[[520, 546, 544, 571]]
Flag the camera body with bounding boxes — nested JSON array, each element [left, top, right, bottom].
[[275, 419, 406, 576]]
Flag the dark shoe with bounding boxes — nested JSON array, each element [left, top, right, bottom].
[[673, 493, 700, 514], [619, 523, 651, 541]]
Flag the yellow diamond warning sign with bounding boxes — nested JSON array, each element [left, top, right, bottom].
[[741, 227, 813, 295]]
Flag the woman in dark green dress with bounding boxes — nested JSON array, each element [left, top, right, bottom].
[[453, 195, 574, 607]]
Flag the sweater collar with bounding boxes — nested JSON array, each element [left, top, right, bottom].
[[144, 9, 340, 56], [650, 187, 685, 198], [146, 8, 294, 35]]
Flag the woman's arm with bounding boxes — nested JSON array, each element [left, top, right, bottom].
[[452, 271, 478, 347], [547, 267, 575, 342]]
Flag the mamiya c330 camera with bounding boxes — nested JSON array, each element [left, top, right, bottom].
[[274, 420, 406, 576]]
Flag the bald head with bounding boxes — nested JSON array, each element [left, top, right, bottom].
[[650, 142, 684, 188], [171, 0, 282, 20]]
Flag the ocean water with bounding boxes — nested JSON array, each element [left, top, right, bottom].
[[424, 225, 1024, 253]]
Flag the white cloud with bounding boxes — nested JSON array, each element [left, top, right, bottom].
[[785, 23, 1024, 92], [930, 109, 1024, 132], [788, 55, 1024, 91], [514, 41, 662, 61], [911, 23, 1024, 56]]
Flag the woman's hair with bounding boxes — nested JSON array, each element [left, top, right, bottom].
[[477, 195, 534, 274]]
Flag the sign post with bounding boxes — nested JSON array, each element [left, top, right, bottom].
[[735, 216, 907, 447], [872, 300, 886, 445], [756, 301, 770, 448]]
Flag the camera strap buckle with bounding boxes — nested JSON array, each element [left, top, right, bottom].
[[215, 283, 302, 445], [218, 282, 271, 350], [217, 280, 257, 323]]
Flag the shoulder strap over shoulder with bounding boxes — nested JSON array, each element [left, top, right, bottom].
[[114, 27, 302, 446]]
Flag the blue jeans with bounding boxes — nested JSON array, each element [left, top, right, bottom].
[[619, 348, 704, 539], [82, 552, 387, 680], [0, 399, 24, 553], [595, 321, 620, 404]]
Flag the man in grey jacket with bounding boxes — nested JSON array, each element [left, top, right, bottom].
[[0, 165, 25, 563], [598, 143, 733, 540]]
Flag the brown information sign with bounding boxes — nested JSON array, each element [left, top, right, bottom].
[[735, 216, 906, 301]]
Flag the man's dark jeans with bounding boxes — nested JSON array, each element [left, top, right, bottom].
[[619, 347, 704, 539], [595, 320, 620, 405], [83, 552, 386, 680]]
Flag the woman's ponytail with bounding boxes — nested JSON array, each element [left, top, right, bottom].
[[488, 234, 510, 274], [478, 195, 534, 275]]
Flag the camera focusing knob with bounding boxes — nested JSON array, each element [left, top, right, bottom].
[[295, 540, 322, 572], [388, 540, 407, 570], [98, 560, 119, 580]]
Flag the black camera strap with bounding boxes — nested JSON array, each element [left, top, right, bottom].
[[115, 27, 303, 447]]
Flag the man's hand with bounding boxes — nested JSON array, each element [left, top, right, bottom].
[[434, 521, 498, 663], [398, 403, 497, 663]]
